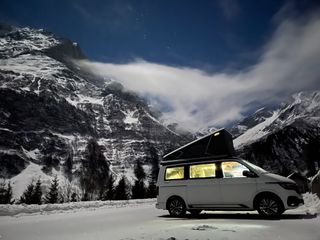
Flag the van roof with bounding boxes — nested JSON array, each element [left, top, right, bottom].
[[160, 156, 239, 166], [162, 128, 236, 165]]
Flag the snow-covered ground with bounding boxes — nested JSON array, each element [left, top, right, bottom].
[[0, 194, 319, 240]]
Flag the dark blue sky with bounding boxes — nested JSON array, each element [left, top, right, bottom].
[[0, 0, 318, 71]]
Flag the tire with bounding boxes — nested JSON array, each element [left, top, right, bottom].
[[256, 195, 284, 218], [167, 198, 186, 217], [189, 210, 202, 216]]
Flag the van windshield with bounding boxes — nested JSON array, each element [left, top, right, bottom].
[[243, 160, 268, 174]]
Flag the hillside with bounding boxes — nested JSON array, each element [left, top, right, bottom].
[[0, 23, 189, 198]]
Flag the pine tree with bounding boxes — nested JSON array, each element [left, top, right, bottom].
[[114, 176, 129, 200], [32, 179, 43, 204], [134, 160, 146, 180], [132, 180, 146, 199], [0, 181, 13, 204], [20, 182, 35, 204], [146, 180, 157, 198], [132, 160, 146, 199], [44, 176, 60, 204], [103, 174, 115, 200], [71, 192, 78, 202], [5, 182, 13, 204], [80, 138, 110, 200], [64, 152, 73, 182], [149, 146, 160, 182]]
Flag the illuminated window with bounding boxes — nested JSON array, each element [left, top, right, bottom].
[[165, 166, 184, 180], [222, 161, 249, 178], [190, 163, 216, 179]]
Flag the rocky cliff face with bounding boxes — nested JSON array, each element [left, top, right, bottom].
[[232, 91, 320, 176], [0, 23, 189, 197]]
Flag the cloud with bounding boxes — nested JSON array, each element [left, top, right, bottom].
[[76, 11, 320, 132]]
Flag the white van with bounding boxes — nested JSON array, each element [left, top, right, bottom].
[[156, 129, 304, 217]]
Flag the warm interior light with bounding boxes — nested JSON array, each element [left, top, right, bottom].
[[214, 132, 220, 136], [222, 161, 248, 178], [165, 166, 184, 180], [190, 163, 216, 178]]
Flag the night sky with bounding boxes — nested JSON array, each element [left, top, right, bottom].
[[1, 0, 317, 70], [1, 0, 320, 130]]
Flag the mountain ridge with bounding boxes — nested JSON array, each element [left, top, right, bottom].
[[0, 23, 190, 198]]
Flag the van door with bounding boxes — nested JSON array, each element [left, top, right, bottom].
[[186, 162, 222, 208], [220, 161, 257, 209]]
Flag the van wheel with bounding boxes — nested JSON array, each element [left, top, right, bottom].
[[189, 210, 202, 216], [256, 195, 284, 218], [168, 198, 186, 217]]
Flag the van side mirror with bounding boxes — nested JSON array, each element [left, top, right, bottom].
[[243, 170, 257, 178]]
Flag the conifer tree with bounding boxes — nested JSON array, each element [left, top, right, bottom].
[[44, 176, 60, 204], [134, 160, 146, 180], [20, 182, 35, 204], [132, 180, 146, 199], [132, 160, 146, 199], [114, 176, 129, 200], [149, 146, 160, 182], [146, 180, 157, 198], [5, 182, 13, 204], [80, 138, 110, 200], [32, 179, 43, 204], [0, 181, 13, 204], [71, 192, 78, 202], [103, 174, 115, 200]]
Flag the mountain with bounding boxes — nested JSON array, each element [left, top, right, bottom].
[[232, 91, 320, 176], [0, 23, 189, 198]]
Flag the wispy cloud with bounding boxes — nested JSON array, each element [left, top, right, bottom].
[[77, 11, 320, 132]]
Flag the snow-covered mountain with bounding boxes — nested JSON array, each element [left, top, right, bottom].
[[232, 91, 320, 176], [0, 23, 189, 197]]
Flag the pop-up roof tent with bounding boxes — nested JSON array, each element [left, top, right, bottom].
[[162, 129, 236, 165]]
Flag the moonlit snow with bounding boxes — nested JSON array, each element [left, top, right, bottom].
[[0, 194, 319, 240]]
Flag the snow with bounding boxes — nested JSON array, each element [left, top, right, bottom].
[[123, 110, 139, 125], [10, 162, 69, 199], [233, 90, 320, 149], [0, 196, 319, 240], [66, 95, 104, 107], [21, 147, 41, 160], [233, 110, 279, 149], [299, 192, 320, 215], [0, 199, 156, 217], [0, 27, 60, 57]]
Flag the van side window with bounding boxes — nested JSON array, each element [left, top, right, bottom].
[[222, 161, 249, 178], [190, 163, 216, 179], [165, 166, 184, 180]]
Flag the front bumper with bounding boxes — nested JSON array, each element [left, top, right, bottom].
[[287, 196, 304, 207]]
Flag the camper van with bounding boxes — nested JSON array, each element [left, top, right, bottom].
[[156, 129, 304, 217]]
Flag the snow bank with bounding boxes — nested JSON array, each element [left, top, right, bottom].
[[301, 192, 320, 215], [0, 199, 156, 217]]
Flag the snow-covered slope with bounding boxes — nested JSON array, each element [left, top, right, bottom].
[[232, 91, 320, 176], [0, 23, 189, 198]]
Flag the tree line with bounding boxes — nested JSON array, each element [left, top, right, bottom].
[[0, 138, 160, 204], [0, 160, 158, 204]]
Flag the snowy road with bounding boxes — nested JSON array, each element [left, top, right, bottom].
[[0, 202, 319, 240]]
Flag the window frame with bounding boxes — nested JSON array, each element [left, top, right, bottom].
[[164, 165, 186, 181], [221, 160, 250, 179], [188, 162, 221, 180]]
